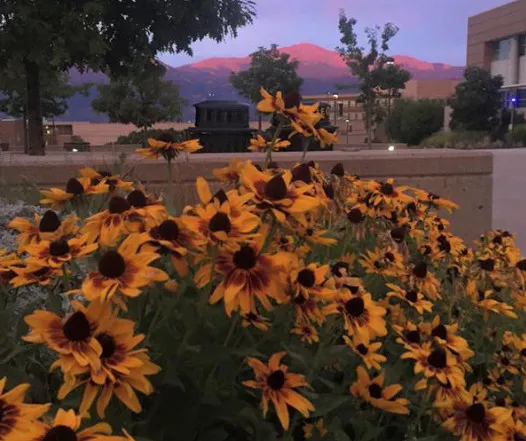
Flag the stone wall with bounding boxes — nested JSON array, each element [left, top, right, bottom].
[[0, 149, 493, 243]]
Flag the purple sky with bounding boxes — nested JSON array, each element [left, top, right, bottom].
[[159, 0, 509, 67]]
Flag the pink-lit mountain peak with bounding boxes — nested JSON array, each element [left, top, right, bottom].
[[188, 42, 460, 75]]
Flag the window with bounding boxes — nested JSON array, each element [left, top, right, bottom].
[[348, 100, 356, 107], [492, 38, 510, 61], [520, 35, 526, 57], [338, 103, 344, 117]]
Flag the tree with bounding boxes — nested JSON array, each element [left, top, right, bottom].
[[0, 0, 256, 155], [230, 44, 304, 130], [377, 63, 412, 133], [0, 63, 88, 152], [387, 99, 444, 145], [92, 61, 184, 133], [450, 67, 504, 132], [337, 11, 407, 148]]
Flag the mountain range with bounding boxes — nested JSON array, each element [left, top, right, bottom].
[[62, 43, 465, 122]]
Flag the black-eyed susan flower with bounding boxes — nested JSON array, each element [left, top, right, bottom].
[[386, 284, 433, 314], [82, 196, 142, 248], [438, 394, 511, 441], [82, 234, 168, 306], [136, 137, 202, 161], [213, 158, 248, 184], [78, 167, 134, 193], [360, 248, 405, 278], [23, 300, 114, 371], [324, 292, 387, 344], [291, 321, 319, 344], [249, 134, 290, 152], [24, 235, 97, 269], [241, 312, 270, 332], [196, 240, 286, 316], [466, 281, 518, 319], [257, 88, 286, 114], [303, 419, 328, 439], [0, 377, 50, 441], [392, 320, 428, 349], [502, 417, 526, 441], [401, 343, 465, 387], [406, 261, 441, 300], [243, 351, 314, 430], [413, 188, 459, 213], [240, 163, 319, 224], [40, 177, 107, 208], [421, 316, 473, 359], [350, 366, 409, 415], [0, 250, 20, 285], [125, 187, 167, 227], [29, 408, 129, 441], [288, 259, 336, 301], [344, 336, 387, 370], [10, 264, 63, 288], [8, 210, 79, 253]]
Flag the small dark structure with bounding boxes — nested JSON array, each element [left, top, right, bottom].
[[269, 102, 337, 152], [188, 101, 255, 153]]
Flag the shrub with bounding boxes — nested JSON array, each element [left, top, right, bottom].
[[421, 130, 495, 149], [388, 99, 444, 145], [511, 124, 526, 146], [2, 89, 526, 441], [114, 127, 184, 145]]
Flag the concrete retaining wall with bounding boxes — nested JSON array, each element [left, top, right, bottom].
[[0, 149, 493, 243]]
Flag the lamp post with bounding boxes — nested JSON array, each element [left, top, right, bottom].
[[333, 93, 339, 126], [345, 119, 350, 145], [511, 96, 517, 136]]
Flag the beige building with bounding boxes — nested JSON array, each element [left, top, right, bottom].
[[304, 79, 459, 144], [467, 0, 526, 106]]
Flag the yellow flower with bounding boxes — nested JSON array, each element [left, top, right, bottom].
[[248, 134, 290, 152], [291, 321, 320, 344], [0, 377, 50, 441], [386, 284, 433, 315], [257, 88, 286, 114], [213, 158, 247, 184], [344, 336, 387, 371], [136, 137, 202, 160], [40, 177, 107, 208], [304, 419, 328, 439], [23, 235, 97, 269], [10, 263, 63, 288], [78, 167, 134, 193], [350, 366, 409, 415], [243, 352, 314, 430]]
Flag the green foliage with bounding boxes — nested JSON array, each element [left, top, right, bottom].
[[421, 130, 493, 149], [450, 67, 504, 132], [114, 128, 184, 145], [337, 12, 410, 148], [511, 124, 526, 146], [387, 99, 444, 145], [92, 61, 185, 131]]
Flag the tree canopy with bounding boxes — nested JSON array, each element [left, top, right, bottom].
[[92, 62, 185, 131], [337, 11, 409, 147], [0, 0, 256, 154], [450, 67, 504, 132], [230, 44, 304, 128]]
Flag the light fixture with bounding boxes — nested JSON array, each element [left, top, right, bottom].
[[333, 93, 339, 99], [345, 119, 350, 123], [72, 148, 78, 152], [388, 145, 395, 152]]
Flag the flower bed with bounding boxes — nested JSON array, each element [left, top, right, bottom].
[[1, 90, 525, 441]]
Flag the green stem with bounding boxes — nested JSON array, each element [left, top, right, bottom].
[[167, 159, 174, 213], [301, 137, 312, 163], [264, 121, 285, 169]]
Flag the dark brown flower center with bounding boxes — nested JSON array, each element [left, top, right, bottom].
[[479, 259, 495, 272], [297, 269, 316, 288], [516, 260, 526, 271], [331, 262, 349, 277], [291, 163, 312, 183], [406, 202, 417, 213], [521, 348, 526, 357], [267, 369, 286, 390], [368, 383, 383, 399], [156, 220, 180, 241], [347, 208, 364, 224], [213, 189, 228, 204], [427, 348, 447, 369], [127, 190, 148, 208], [98, 251, 126, 278], [209, 212, 231, 234], [413, 262, 428, 279], [405, 290, 418, 303], [109, 196, 131, 214], [39, 211, 61, 232], [381, 182, 394, 195], [390, 227, 405, 243], [406, 330, 421, 344], [466, 403, 486, 423], [264, 175, 288, 201], [514, 434, 526, 441], [432, 324, 448, 340], [49, 239, 70, 257], [66, 178, 84, 195], [62, 312, 91, 342], [331, 162, 345, 177], [357, 344, 368, 355], [97, 333, 116, 359], [323, 183, 335, 199], [33, 267, 51, 278], [42, 425, 78, 441], [345, 297, 365, 317], [284, 91, 301, 109], [500, 357, 510, 366], [233, 246, 257, 270], [385, 252, 395, 262]]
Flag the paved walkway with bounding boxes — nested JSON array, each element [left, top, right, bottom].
[[492, 149, 526, 251]]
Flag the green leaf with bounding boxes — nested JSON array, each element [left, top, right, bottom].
[[312, 394, 351, 416], [333, 430, 351, 441]]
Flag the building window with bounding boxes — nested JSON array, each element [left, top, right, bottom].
[[520, 35, 526, 57], [338, 103, 344, 117], [492, 38, 510, 61], [348, 100, 356, 107]]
